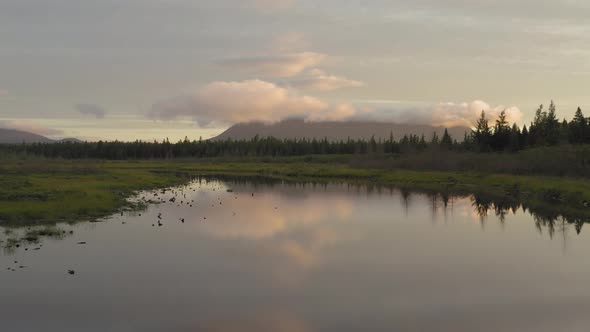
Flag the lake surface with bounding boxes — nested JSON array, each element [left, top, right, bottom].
[[2, 177, 590, 332]]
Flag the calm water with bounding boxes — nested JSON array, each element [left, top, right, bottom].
[[2, 177, 590, 332]]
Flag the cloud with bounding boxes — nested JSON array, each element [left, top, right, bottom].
[[431, 100, 523, 128], [271, 32, 310, 53], [219, 52, 327, 78], [354, 100, 523, 128], [195, 191, 352, 240], [149, 79, 360, 126], [0, 120, 64, 136], [253, 0, 296, 12], [150, 80, 521, 128], [76, 103, 106, 119], [186, 185, 348, 285], [306, 103, 364, 122], [288, 68, 366, 91]]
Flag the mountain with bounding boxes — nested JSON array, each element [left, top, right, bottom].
[[0, 128, 55, 144], [0, 128, 82, 144], [60, 137, 84, 143], [212, 119, 470, 142]]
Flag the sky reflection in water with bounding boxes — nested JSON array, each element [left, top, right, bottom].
[[2, 177, 590, 332]]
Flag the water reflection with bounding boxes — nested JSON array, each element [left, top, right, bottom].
[[1, 225, 74, 255], [2, 175, 589, 253], [203, 175, 590, 241], [197, 310, 311, 332], [3, 176, 590, 331]]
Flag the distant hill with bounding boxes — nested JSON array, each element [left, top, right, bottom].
[[60, 137, 83, 143], [212, 119, 470, 142], [0, 128, 82, 144], [0, 128, 54, 144]]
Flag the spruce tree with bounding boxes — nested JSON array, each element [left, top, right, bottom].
[[493, 110, 510, 150], [474, 110, 491, 151], [545, 100, 560, 145], [440, 128, 453, 149], [570, 107, 587, 144]]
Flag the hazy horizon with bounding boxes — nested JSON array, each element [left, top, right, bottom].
[[2, 0, 590, 141]]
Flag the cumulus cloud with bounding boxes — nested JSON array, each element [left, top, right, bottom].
[[288, 69, 366, 91], [150, 80, 521, 128], [353, 100, 523, 128], [76, 103, 106, 119], [149, 79, 360, 126], [219, 52, 327, 78], [0, 120, 64, 136], [431, 100, 523, 128]]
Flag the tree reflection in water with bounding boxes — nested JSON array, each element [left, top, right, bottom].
[[208, 174, 590, 241], [2, 175, 589, 253]]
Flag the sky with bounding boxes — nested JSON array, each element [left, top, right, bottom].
[[1, 0, 590, 141]]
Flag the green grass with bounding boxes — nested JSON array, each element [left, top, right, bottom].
[[23, 226, 69, 242], [0, 160, 188, 225], [1, 158, 590, 228]]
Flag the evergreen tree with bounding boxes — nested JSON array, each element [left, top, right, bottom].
[[430, 132, 439, 145], [520, 125, 529, 149], [440, 128, 453, 149], [529, 104, 545, 146], [569, 107, 587, 144], [560, 118, 570, 144], [529, 101, 560, 146], [545, 100, 560, 145], [508, 124, 521, 152], [473, 110, 491, 151], [492, 110, 510, 151], [419, 134, 427, 150]]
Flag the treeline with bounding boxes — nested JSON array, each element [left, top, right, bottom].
[[466, 101, 590, 152], [1, 135, 421, 159], [1, 101, 589, 160]]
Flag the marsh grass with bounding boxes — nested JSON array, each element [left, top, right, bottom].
[[1, 157, 590, 229], [0, 160, 188, 225], [23, 226, 68, 242], [0, 224, 75, 249]]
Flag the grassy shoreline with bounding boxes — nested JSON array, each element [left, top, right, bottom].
[[2, 158, 590, 226]]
